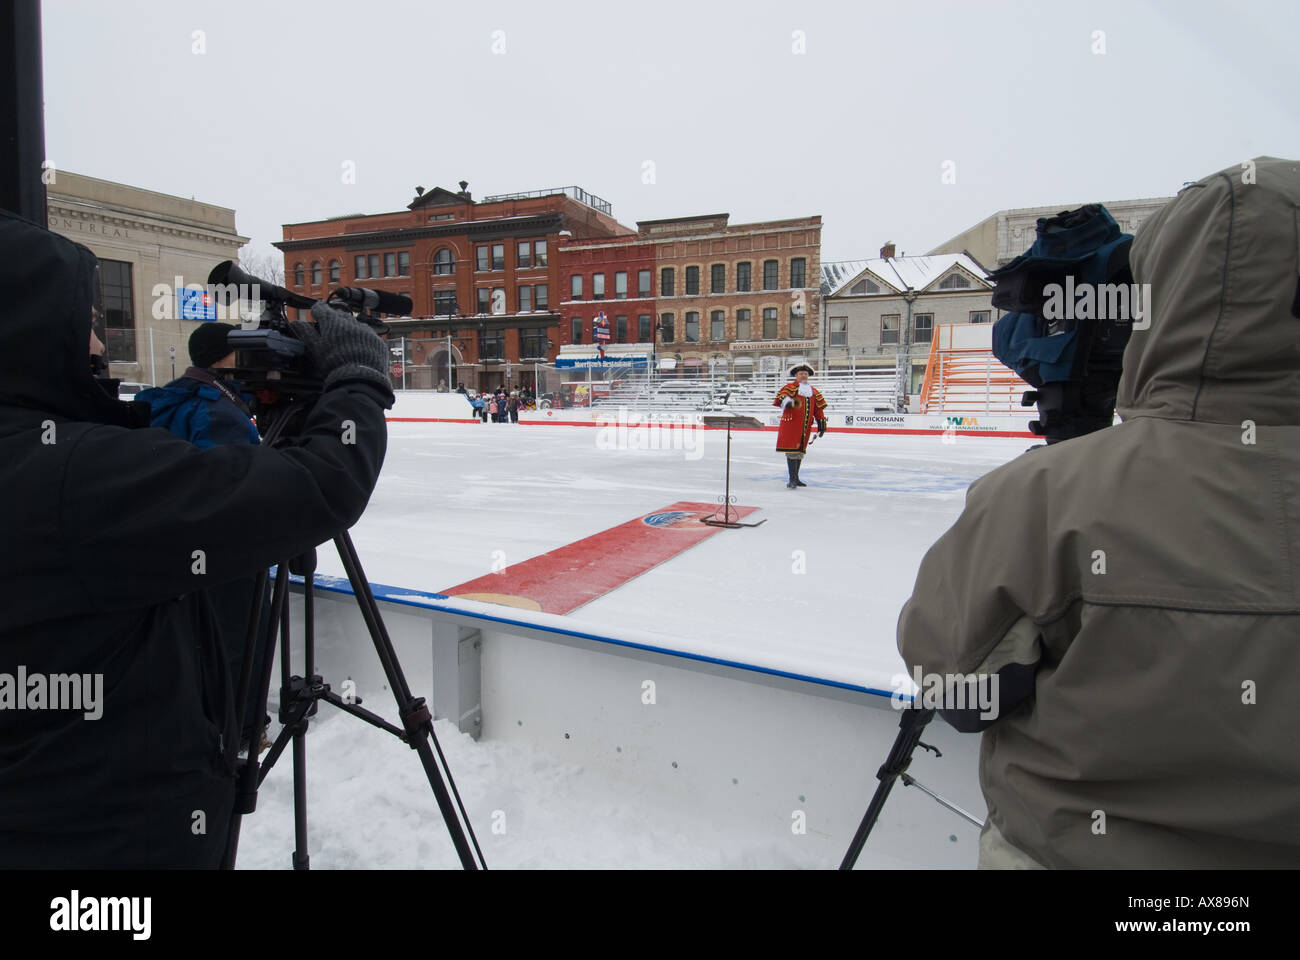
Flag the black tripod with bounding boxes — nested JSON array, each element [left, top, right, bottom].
[[839, 706, 983, 869], [220, 398, 485, 870]]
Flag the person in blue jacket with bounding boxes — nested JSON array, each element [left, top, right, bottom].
[[138, 322, 259, 448]]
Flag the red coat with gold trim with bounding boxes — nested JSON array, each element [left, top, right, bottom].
[[773, 381, 827, 453]]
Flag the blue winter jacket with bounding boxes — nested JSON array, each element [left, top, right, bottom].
[[138, 369, 260, 449]]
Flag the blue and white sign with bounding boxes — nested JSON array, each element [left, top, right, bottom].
[[555, 355, 648, 369], [179, 287, 217, 321]]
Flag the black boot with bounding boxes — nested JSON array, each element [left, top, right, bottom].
[[792, 458, 806, 487], [786, 457, 797, 489]]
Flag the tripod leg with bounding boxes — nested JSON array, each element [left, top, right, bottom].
[[335, 531, 486, 870], [840, 707, 935, 870]]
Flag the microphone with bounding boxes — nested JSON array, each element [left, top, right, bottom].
[[328, 287, 413, 316], [208, 260, 316, 310]]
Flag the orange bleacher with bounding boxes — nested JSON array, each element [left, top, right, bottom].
[[918, 323, 1030, 415]]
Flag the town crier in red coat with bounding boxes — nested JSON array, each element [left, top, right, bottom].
[[773, 364, 827, 489]]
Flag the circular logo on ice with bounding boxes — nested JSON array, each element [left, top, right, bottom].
[[642, 511, 702, 529]]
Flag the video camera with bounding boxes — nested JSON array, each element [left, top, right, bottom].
[[987, 204, 1139, 445], [206, 260, 412, 406]]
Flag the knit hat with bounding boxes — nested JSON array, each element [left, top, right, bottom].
[[189, 322, 237, 368]]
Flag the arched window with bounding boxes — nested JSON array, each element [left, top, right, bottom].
[[433, 248, 455, 275], [311, 261, 322, 286], [938, 273, 971, 289], [293, 263, 304, 286], [328, 260, 340, 283]]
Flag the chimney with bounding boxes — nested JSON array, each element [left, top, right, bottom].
[[880, 241, 896, 259], [458, 180, 471, 200]]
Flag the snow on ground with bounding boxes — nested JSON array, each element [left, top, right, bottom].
[[236, 420, 1027, 868]]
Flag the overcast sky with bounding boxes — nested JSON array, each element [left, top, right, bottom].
[[41, 0, 1299, 265]]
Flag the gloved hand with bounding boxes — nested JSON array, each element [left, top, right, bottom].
[[781, 396, 794, 409], [817, 420, 826, 438], [290, 301, 395, 407]]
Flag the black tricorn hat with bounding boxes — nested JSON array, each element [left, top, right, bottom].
[[790, 364, 815, 377]]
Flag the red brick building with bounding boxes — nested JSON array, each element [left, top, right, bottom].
[[556, 213, 822, 379], [275, 183, 633, 391]]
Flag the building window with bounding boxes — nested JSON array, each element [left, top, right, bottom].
[[521, 327, 548, 359], [491, 244, 505, 270], [661, 267, 674, 296], [479, 327, 504, 361], [384, 253, 396, 277], [476, 246, 489, 272], [735, 308, 751, 340], [533, 240, 548, 266], [711, 264, 725, 293], [881, 314, 900, 345], [311, 261, 322, 286], [914, 313, 934, 343], [571, 274, 583, 300], [518, 285, 532, 313], [850, 278, 878, 295], [763, 260, 778, 290], [517, 241, 531, 269], [615, 271, 627, 299], [685, 311, 699, 342], [789, 312, 805, 339], [293, 263, 304, 286], [571, 317, 583, 344], [659, 313, 675, 343], [830, 317, 847, 346], [368, 254, 380, 279], [434, 290, 458, 316], [328, 260, 340, 283], [491, 287, 505, 315], [736, 262, 751, 292], [969, 310, 991, 323], [685, 266, 699, 295], [939, 273, 971, 289], [477, 288, 490, 314], [710, 310, 725, 341], [593, 273, 605, 299], [433, 248, 454, 275], [638, 314, 651, 341], [99, 259, 135, 362], [790, 257, 806, 288], [616, 315, 627, 343], [398, 251, 410, 276], [535, 284, 548, 311], [638, 269, 651, 297], [762, 307, 778, 339], [354, 255, 365, 279]]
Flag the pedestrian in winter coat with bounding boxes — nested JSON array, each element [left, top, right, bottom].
[[773, 365, 827, 488], [898, 157, 1300, 868], [508, 392, 520, 423], [488, 397, 499, 421], [0, 209, 395, 868]]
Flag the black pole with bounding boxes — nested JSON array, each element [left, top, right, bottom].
[[0, 0, 48, 221]]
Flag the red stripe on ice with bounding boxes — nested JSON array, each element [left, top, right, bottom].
[[440, 501, 760, 615]]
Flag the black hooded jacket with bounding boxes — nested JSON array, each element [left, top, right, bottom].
[[0, 209, 391, 867]]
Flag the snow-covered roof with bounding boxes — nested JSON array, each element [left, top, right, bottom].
[[823, 253, 990, 298]]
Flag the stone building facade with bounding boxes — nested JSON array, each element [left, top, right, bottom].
[[820, 246, 993, 393], [927, 197, 1173, 268], [46, 170, 248, 384]]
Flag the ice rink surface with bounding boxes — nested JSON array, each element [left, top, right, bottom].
[[320, 420, 1030, 693], [238, 420, 1030, 869]]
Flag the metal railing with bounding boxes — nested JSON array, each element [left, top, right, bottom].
[[482, 186, 613, 216]]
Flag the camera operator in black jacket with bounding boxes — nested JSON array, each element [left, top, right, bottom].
[[0, 209, 394, 868]]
